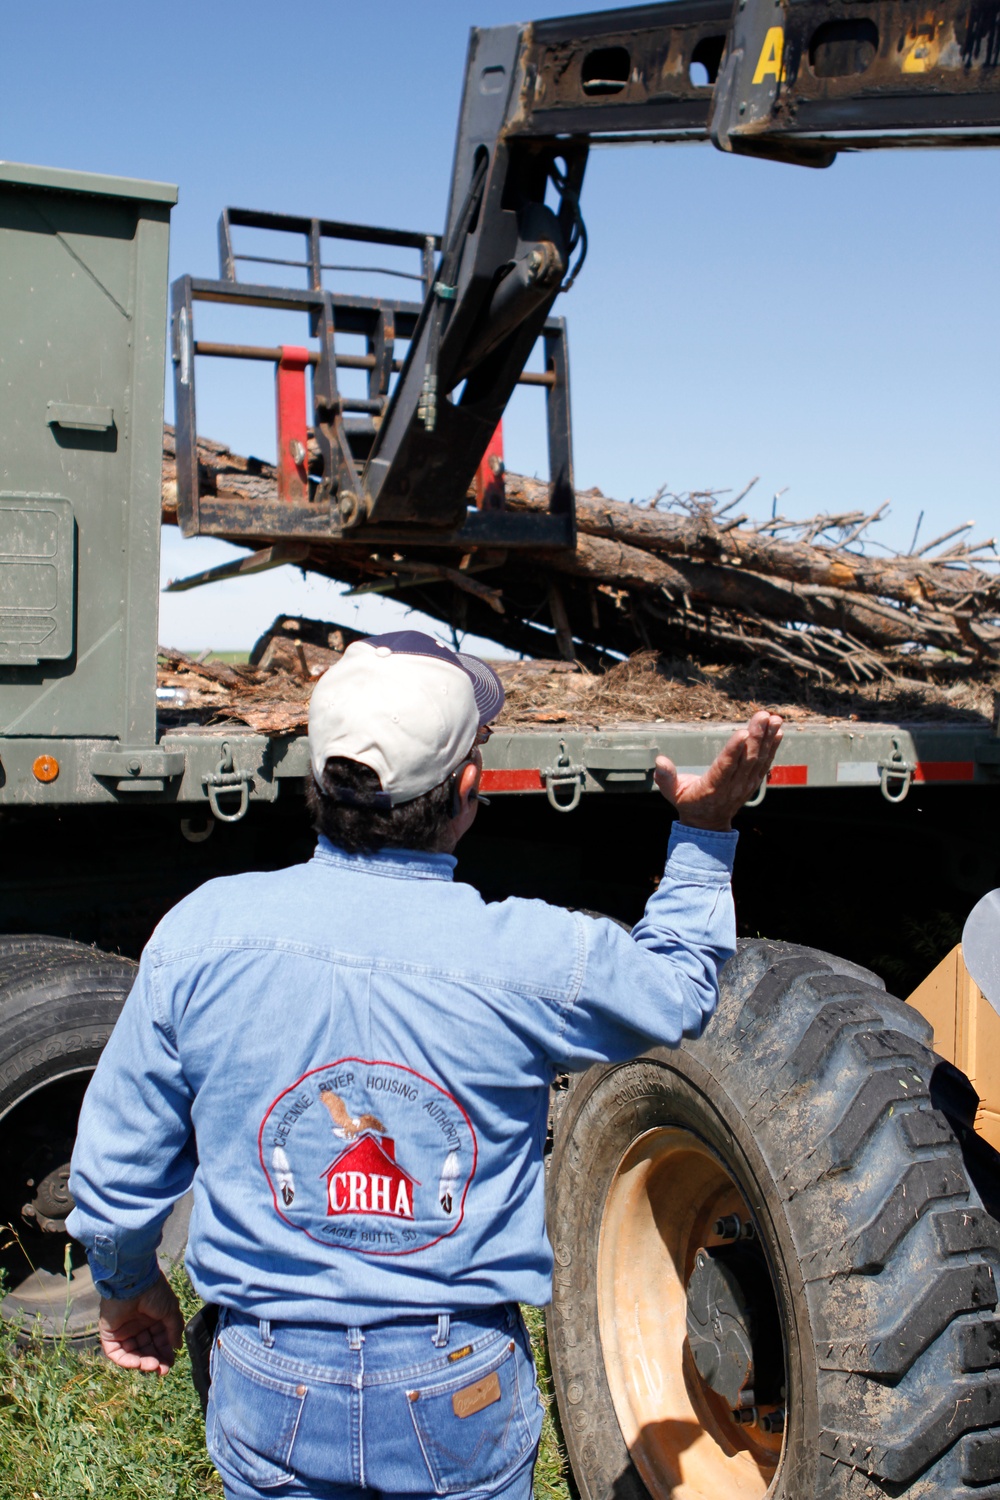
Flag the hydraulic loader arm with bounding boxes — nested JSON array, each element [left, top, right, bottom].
[[360, 0, 1000, 530], [171, 0, 999, 549]]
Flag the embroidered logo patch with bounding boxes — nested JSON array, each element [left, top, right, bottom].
[[259, 1059, 477, 1256]]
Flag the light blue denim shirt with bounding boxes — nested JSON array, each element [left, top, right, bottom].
[[68, 822, 737, 1323]]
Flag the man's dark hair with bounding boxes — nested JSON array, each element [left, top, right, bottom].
[[306, 757, 454, 855]]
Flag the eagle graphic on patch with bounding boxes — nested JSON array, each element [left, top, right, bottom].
[[318, 1084, 385, 1139], [258, 1059, 477, 1256]]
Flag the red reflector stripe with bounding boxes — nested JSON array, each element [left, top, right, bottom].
[[768, 765, 808, 786], [480, 769, 544, 792], [913, 761, 975, 783]]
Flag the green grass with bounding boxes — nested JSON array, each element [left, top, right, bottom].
[[0, 1267, 220, 1500], [182, 651, 250, 665], [523, 1303, 573, 1500], [0, 1273, 570, 1500], [158, 650, 250, 666]]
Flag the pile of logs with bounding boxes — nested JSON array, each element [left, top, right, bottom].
[[162, 428, 1000, 688]]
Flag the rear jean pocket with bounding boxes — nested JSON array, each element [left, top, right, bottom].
[[208, 1335, 308, 1491], [407, 1336, 536, 1495]]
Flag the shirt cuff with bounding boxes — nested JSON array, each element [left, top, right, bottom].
[[91, 1256, 161, 1302], [76, 1227, 161, 1302], [666, 821, 739, 879]]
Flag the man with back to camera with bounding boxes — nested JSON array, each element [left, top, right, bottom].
[[68, 629, 782, 1500]]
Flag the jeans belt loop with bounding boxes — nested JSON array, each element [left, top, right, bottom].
[[348, 1325, 365, 1351], [259, 1318, 274, 1348], [432, 1313, 451, 1348]]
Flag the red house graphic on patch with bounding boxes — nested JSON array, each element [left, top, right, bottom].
[[321, 1134, 419, 1220]]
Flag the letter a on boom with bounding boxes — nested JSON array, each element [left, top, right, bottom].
[[752, 26, 784, 83]]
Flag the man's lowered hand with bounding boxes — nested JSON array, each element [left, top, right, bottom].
[[98, 1269, 184, 1376], [654, 711, 784, 831]]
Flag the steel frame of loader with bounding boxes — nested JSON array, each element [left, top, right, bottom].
[[170, 214, 576, 551], [169, 0, 1000, 563]]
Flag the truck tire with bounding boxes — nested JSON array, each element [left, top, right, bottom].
[[546, 939, 1000, 1500], [0, 937, 189, 1342]]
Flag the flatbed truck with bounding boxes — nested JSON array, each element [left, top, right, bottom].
[[3, 0, 1000, 1483]]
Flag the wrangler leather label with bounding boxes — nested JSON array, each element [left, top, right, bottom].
[[452, 1370, 501, 1418]]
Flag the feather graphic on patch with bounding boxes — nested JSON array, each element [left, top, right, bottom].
[[439, 1151, 460, 1214], [272, 1145, 296, 1206], [319, 1084, 385, 1140]]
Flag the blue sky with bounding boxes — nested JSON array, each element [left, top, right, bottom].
[[5, 1, 998, 652]]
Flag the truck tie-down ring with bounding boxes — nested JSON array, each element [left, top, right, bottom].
[[202, 741, 252, 823]]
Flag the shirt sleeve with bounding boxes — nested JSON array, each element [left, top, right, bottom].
[[67, 948, 196, 1300], [549, 822, 738, 1067]]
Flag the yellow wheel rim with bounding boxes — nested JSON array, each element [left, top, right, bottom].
[[597, 1127, 784, 1500]]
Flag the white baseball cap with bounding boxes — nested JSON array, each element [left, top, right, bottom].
[[308, 631, 505, 806]]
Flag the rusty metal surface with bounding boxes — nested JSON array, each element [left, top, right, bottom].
[[511, 0, 732, 138], [511, 0, 1000, 150], [712, 0, 1000, 158]]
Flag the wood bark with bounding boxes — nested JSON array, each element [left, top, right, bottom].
[[530, 534, 947, 652], [505, 476, 997, 610], [161, 428, 1000, 681]]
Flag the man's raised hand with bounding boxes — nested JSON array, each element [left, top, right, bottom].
[[654, 711, 784, 831]]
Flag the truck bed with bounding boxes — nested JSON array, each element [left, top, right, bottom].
[[147, 631, 1000, 809], [156, 632, 994, 736]]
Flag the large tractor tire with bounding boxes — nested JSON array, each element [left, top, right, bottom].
[[546, 939, 1000, 1500], [0, 937, 189, 1342]]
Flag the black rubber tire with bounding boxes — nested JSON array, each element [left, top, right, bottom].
[[0, 936, 189, 1342], [0, 936, 136, 1114], [546, 938, 1000, 1500]]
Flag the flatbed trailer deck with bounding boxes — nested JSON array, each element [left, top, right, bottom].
[[5, 714, 997, 815]]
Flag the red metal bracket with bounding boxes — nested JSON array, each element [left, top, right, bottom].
[[275, 346, 311, 504], [475, 422, 506, 511]]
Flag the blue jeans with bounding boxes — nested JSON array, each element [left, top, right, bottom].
[[206, 1305, 543, 1500]]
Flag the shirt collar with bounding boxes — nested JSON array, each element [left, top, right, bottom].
[[313, 836, 457, 882]]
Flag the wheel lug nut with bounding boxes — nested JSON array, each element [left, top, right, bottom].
[[714, 1213, 741, 1239], [714, 1212, 758, 1241], [761, 1406, 785, 1434], [730, 1406, 758, 1425]]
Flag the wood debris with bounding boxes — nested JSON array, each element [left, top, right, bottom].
[[158, 623, 997, 737], [161, 428, 1000, 726]]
